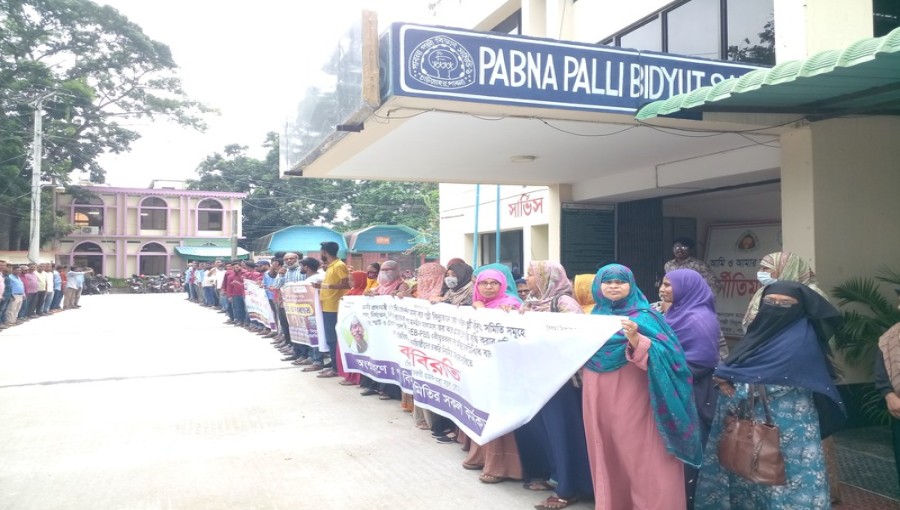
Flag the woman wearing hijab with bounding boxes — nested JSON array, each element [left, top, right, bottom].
[[696, 282, 845, 509], [360, 261, 408, 400], [743, 251, 827, 331], [405, 262, 446, 426], [517, 261, 593, 510], [335, 271, 367, 387], [583, 264, 701, 510], [473, 263, 522, 306], [434, 261, 474, 306], [573, 274, 596, 313], [660, 269, 722, 508], [460, 269, 524, 484], [364, 262, 380, 293], [875, 290, 900, 493]]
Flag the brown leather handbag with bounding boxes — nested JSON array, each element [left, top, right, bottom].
[[717, 385, 787, 486]]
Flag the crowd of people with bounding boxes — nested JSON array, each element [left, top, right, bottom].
[[0, 261, 95, 331], [181, 240, 853, 510]]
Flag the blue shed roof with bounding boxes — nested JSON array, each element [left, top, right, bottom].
[[256, 225, 347, 258], [345, 225, 420, 253]]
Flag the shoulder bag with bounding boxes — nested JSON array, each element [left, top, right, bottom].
[[717, 384, 787, 485]]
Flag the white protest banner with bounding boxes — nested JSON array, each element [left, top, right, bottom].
[[705, 222, 782, 338], [282, 282, 328, 351], [337, 296, 621, 444], [244, 281, 275, 329]]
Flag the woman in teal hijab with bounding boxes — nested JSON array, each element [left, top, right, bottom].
[[581, 264, 701, 509], [473, 263, 522, 304]]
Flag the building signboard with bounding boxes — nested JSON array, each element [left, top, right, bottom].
[[389, 24, 761, 113]]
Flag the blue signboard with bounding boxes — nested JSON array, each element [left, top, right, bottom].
[[385, 24, 761, 114]]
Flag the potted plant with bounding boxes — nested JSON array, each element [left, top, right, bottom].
[[832, 267, 900, 424]]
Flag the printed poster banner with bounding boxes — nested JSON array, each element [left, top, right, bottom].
[[281, 282, 328, 351], [705, 222, 782, 338], [338, 296, 621, 444], [244, 281, 275, 329]]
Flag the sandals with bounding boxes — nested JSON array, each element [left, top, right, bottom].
[[301, 364, 324, 372], [378, 393, 393, 400], [338, 380, 357, 386], [360, 389, 378, 396], [534, 496, 578, 510], [462, 462, 483, 470], [478, 474, 508, 484], [526, 480, 555, 491]]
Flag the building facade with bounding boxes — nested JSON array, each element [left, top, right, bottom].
[[54, 186, 246, 278]]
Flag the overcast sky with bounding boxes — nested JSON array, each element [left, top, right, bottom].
[[97, 1, 435, 187]]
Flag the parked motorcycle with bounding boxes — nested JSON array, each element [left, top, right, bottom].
[[128, 274, 146, 294]]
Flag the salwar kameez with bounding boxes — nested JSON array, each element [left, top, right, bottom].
[[695, 384, 830, 510]]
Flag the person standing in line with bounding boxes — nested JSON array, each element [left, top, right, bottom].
[[311, 242, 350, 378], [20, 264, 39, 319], [71, 266, 92, 308], [583, 264, 701, 510], [4, 266, 26, 326], [875, 288, 900, 495], [272, 252, 308, 362], [0, 261, 9, 328], [35, 263, 51, 316], [664, 238, 721, 294], [660, 269, 722, 509], [47, 264, 63, 313]]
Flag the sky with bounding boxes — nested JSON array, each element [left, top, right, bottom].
[[96, 1, 436, 188]]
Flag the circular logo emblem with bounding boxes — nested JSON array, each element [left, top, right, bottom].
[[408, 35, 475, 89]]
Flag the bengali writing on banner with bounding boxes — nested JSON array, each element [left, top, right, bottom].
[[243, 281, 275, 329], [337, 296, 621, 444], [281, 282, 328, 351], [704, 222, 782, 338]]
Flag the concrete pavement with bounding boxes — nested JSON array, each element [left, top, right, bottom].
[[0, 293, 591, 510]]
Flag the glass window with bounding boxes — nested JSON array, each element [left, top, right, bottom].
[[727, 0, 775, 65], [73, 196, 104, 229], [874, 0, 900, 37], [140, 255, 166, 275], [667, 0, 721, 59], [197, 199, 223, 231], [140, 197, 167, 230], [619, 17, 662, 52], [140, 243, 167, 253], [491, 9, 522, 35], [73, 242, 102, 253]]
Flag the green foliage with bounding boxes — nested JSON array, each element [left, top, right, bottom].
[[832, 267, 900, 425], [0, 0, 210, 250], [188, 133, 439, 255]]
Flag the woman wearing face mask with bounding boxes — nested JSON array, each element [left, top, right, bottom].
[[364, 262, 380, 293], [743, 252, 827, 332], [404, 262, 446, 423], [335, 271, 367, 387], [697, 282, 845, 509]]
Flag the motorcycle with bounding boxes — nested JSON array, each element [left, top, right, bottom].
[[95, 275, 111, 294], [128, 274, 146, 294]]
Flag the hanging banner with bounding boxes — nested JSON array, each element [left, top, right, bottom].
[[338, 296, 621, 444], [244, 281, 276, 329], [705, 221, 782, 338], [281, 282, 328, 351]]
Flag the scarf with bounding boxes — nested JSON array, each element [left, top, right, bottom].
[[719, 281, 845, 437], [442, 262, 474, 306], [573, 273, 596, 313], [473, 269, 522, 309], [743, 251, 828, 330], [880, 323, 900, 394], [374, 261, 405, 296], [664, 269, 721, 368], [587, 264, 702, 467], [415, 262, 446, 300], [525, 261, 579, 313], [347, 271, 367, 296], [473, 263, 522, 304]]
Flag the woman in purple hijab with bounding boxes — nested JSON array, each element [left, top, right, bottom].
[[660, 268, 721, 509]]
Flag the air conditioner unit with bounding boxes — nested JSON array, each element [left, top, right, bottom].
[[80, 226, 100, 235]]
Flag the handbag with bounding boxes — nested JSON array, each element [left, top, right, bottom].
[[717, 384, 787, 486]]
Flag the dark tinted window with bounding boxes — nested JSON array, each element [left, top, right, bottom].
[[874, 0, 900, 36], [726, 0, 775, 65], [619, 17, 662, 51]]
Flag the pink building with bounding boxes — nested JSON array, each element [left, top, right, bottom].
[[53, 186, 247, 278]]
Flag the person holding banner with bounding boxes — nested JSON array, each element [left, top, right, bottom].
[[431, 261, 474, 307], [583, 264, 701, 510], [335, 271, 367, 387], [462, 268, 524, 484], [311, 241, 350, 378], [519, 261, 594, 510], [473, 263, 521, 305], [406, 262, 446, 426], [361, 260, 408, 398]]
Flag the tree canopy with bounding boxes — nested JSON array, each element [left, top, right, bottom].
[[0, 0, 210, 249], [188, 133, 439, 256]]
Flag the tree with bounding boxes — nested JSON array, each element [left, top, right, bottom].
[[0, 0, 210, 250], [189, 133, 440, 257]]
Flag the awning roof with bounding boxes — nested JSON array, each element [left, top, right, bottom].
[[174, 246, 249, 260], [635, 26, 900, 121]]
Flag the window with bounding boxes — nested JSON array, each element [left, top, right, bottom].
[[491, 10, 522, 35], [874, 0, 900, 37], [140, 197, 168, 230], [667, 0, 720, 59], [139, 243, 167, 276], [73, 196, 104, 229], [72, 242, 103, 275], [197, 199, 223, 231], [609, 0, 775, 65]]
